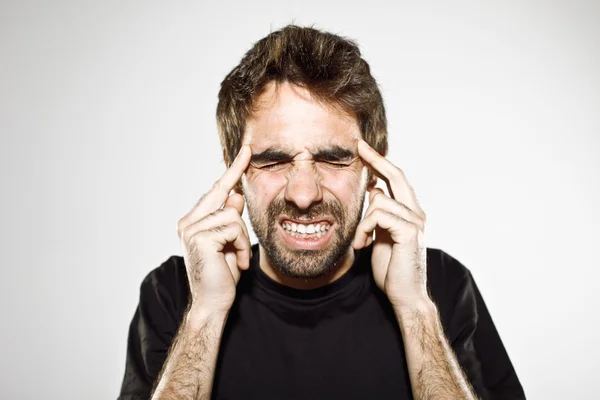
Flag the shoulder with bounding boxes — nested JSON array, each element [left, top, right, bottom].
[[142, 255, 188, 289], [139, 255, 190, 320], [425, 247, 476, 320], [426, 247, 472, 284]]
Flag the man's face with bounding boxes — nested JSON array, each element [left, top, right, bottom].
[[241, 82, 369, 279]]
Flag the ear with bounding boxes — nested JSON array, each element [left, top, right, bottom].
[[233, 182, 244, 195], [366, 170, 378, 191], [367, 146, 387, 190]]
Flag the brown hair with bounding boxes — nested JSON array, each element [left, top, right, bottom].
[[216, 24, 388, 166]]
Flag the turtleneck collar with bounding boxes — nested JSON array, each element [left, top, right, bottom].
[[240, 244, 374, 327]]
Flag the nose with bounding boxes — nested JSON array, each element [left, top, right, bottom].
[[283, 162, 323, 210]]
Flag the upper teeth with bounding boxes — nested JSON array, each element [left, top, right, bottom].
[[282, 222, 331, 234]]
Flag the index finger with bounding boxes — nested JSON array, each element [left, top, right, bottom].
[[217, 145, 252, 194], [357, 139, 425, 218], [193, 145, 251, 219]]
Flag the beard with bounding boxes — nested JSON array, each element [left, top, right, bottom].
[[246, 193, 366, 280]]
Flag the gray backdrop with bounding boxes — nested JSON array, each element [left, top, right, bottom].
[[1, 1, 598, 399]]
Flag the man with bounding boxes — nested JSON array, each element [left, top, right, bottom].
[[118, 25, 525, 400]]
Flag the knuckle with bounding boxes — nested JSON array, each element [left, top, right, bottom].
[[177, 223, 191, 243], [223, 207, 238, 220], [408, 223, 419, 236], [204, 209, 221, 221], [234, 221, 246, 234], [231, 211, 246, 227], [212, 179, 229, 196], [231, 222, 248, 240], [188, 231, 206, 248], [373, 208, 387, 220], [197, 203, 211, 217], [208, 225, 226, 234], [391, 167, 404, 181], [239, 222, 250, 238], [371, 191, 382, 203], [180, 228, 189, 244], [194, 192, 208, 207], [224, 221, 240, 235], [176, 220, 184, 237]]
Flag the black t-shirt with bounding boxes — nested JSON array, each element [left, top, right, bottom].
[[117, 244, 525, 399]]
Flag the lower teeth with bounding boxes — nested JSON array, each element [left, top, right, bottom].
[[284, 231, 324, 239]]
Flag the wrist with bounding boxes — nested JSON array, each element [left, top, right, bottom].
[[392, 298, 438, 324], [185, 303, 230, 333]]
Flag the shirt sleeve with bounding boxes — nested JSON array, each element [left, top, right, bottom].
[[469, 271, 526, 399], [443, 255, 526, 400], [117, 268, 183, 400]]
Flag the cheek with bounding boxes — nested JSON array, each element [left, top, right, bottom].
[[321, 167, 367, 202], [244, 170, 287, 203]]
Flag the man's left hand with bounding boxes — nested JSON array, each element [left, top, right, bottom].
[[353, 139, 430, 310]]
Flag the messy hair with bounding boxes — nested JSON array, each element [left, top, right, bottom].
[[216, 24, 388, 166]]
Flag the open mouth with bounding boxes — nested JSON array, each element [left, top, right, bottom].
[[278, 219, 335, 250]]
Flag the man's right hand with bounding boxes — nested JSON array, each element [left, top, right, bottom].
[[176, 145, 252, 317]]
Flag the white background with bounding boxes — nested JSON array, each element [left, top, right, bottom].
[[1, 1, 598, 399]]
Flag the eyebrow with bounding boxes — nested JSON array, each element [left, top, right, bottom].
[[250, 148, 294, 165], [313, 146, 356, 162], [250, 145, 357, 165]]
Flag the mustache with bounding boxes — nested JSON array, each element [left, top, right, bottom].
[[266, 198, 346, 222]]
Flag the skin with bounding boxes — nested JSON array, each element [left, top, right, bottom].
[[150, 146, 253, 399], [353, 140, 477, 399], [241, 81, 372, 289], [151, 81, 477, 400], [352, 138, 429, 308]]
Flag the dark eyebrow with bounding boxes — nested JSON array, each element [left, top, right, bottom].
[[313, 146, 356, 162], [250, 145, 356, 165], [250, 148, 293, 165]]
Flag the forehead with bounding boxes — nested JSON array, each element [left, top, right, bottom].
[[242, 82, 361, 152]]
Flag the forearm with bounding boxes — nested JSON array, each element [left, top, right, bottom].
[[394, 300, 477, 400], [150, 305, 229, 400]]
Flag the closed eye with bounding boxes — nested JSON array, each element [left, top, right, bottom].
[[254, 158, 355, 170], [318, 160, 352, 168], [259, 161, 290, 170], [316, 155, 358, 168]]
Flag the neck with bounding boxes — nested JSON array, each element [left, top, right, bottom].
[[258, 245, 355, 290]]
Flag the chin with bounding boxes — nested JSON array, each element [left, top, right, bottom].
[[264, 233, 350, 280]]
